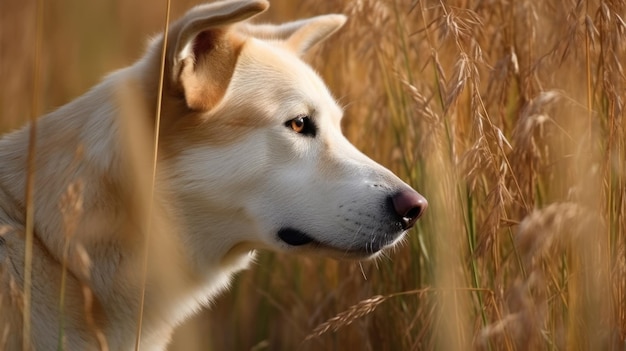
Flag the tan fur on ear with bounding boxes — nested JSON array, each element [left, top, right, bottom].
[[178, 31, 245, 110], [169, 0, 269, 111], [238, 14, 347, 55]]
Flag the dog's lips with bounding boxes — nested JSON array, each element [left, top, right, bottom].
[[277, 227, 405, 259], [277, 228, 315, 246]]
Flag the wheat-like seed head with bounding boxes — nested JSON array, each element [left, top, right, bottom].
[[305, 295, 386, 341]]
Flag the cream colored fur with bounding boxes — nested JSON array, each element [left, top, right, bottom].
[[0, 1, 426, 350]]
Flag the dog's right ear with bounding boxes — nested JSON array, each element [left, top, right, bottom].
[[168, 0, 269, 111]]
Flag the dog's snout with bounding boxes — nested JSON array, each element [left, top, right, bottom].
[[391, 190, 428, 229]]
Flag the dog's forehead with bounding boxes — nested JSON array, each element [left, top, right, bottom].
[[232, 38, 343, 122]]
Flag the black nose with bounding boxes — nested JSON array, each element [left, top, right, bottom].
[[391, 190, 428, 229]]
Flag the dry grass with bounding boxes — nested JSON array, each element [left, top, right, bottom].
[[1, 0, 625, 350]]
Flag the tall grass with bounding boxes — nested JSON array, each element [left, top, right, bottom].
[[1, 0, 625, 350]]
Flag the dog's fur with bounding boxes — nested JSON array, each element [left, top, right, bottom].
[[0, 1, 426, 350]]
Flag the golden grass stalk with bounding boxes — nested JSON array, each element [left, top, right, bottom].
[[133, 0, 171, 349], [305, 295, 386, 340], [22, 0, 44, 349], [57, 179, 83, 350]]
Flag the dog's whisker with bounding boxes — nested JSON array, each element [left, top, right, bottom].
[[358, 261, 368, 280]]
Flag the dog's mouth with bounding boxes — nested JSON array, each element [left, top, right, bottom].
[[277, 228, 316, 246], [277, 227, 401, 259]]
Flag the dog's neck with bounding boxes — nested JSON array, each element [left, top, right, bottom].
[[0, 62, 253, 349]]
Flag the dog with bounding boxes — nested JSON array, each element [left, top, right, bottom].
[[0, 0, 427, 349]]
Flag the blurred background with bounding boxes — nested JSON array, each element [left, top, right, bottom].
[[1, 0, 625, 350]]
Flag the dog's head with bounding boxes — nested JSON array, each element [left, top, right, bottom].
[[158, 0, 427, 261]]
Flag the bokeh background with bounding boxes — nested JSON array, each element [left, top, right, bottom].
[[1, 0, 625, 350]]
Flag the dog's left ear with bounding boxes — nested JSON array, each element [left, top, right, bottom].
[[240, 14, 347, 56]]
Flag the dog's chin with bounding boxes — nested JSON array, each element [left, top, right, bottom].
[[276, 227, 403, 260]]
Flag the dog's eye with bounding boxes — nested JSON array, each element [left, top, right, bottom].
[[285, 116, 316, 137]]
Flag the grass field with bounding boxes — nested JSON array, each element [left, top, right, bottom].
[[1, 0, 625, 350]]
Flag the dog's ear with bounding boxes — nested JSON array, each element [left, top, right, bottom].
[[169, 0, 269, 111], [284, 15, 346, 55], [239, 14, 347, 56]]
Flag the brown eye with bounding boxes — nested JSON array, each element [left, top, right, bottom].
[[285, 116, 316, 137], [290, 117, 305, 133]]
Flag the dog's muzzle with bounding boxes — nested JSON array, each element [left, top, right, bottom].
[[277, 189, 427, 255]]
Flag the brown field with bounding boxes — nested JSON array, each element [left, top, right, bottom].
[[1, 0, 625, 350]]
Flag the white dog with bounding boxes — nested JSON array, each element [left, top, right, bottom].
[[0, 0, 427, 349]]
